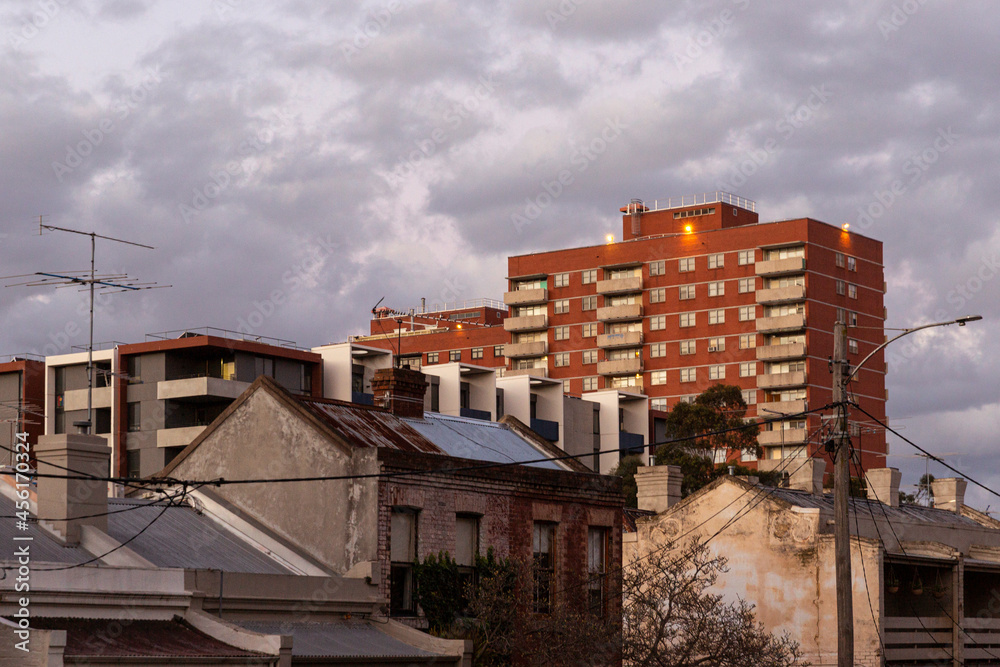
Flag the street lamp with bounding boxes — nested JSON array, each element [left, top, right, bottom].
[[832, 313, 981, 667]]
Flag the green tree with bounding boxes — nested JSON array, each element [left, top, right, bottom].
[[659, 384, 760, 459], [611, 454, 645, 508]]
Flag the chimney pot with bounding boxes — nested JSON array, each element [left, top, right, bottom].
[[34, 434, 110, 546], [865, 468, 902, 507], [788, 458, 826, 495], [932, 477, 967, 513], [635, 465, 682, 513], [371, 367, 428, 419]]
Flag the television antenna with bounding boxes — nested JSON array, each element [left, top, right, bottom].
[[2, 217, 169, 435]]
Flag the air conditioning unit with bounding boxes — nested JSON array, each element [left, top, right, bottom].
[[708, 346, 719, 352]]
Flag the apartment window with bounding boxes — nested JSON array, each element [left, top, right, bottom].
[[765, 304, 804, 318], [449, 350, 461, 362], [848, 284, 857, 299], [644, 315, 663, 330], [679, 312, 696, 328], [836, 308, 846, 324], [582, 295, 597, 311], [587, 528, 608, 615], [678, 257, 695, 272], [582, 322, 598, 337], [679, 285, 696, 300], [680, 340, 696, 355], [533, 523, 556, 613], [391, 509, 418, 615], [607, 267, 641, 280], [651, 370, 667, 385], [608, 294, 639, 307], [707, 253, 724, 269], [767, 361, 806, 374], [126, 355, 141, 383], [582, 350, 598, 365], [126, 450, 141, 478], [708, 309, 725, 325], [850, 312, 858, 326], [849, 339, 859, 354], [764, 246, 804, 260], [583, 376, 599, 391], [609, 375, 641, 389], [679, 368, 696, 383], [127, 402, 141, 432], [581, 269, 597, 284], [742, 389, 757, 405], [708, 281, 725, 297], [554, 299, 570, 314], [768, 276, 804, 288], [679, 394, 697, 404], [513, 304, 545, 317], [553, 272, 569, 288], [471, 347, 483, 360], [607, 348, 640, 361], [738, 306, 756, 321], [738, 249, 755, 265], [400, 356, 421, 371], [739, 362, 757, 377], [514, 278, 546, 290], [650, 287, 666, 303], [650, 342, 667, 357], [554, 352, 570, 367], [709, 365, 726, 380], [708, 337, 725, 352], [737, 277, 755, 294], [650, 398, 668, 411], [649, 260, 665, 276], [847, 256, 857, 271], [836, 280, 845, 295], [554, 326, 570, 341], [494, 345, 504, 357], [563, 380, 572, 394], [835, 252, 845, 268], [427, 352, 439, 364]]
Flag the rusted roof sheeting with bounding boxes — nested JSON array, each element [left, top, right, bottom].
[[297, 398, 442, 453]]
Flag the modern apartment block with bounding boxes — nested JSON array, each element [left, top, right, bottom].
[[0, 354, 45, 465], [45, 346, 121, 451]]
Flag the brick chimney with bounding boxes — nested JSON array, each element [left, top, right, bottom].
[[371, 367, 428, 419], [789, 458, 826, 495], [932, 477, 968, 513], [34, 434, 110, 546], [865, 468, 901, 507], [635, 465, 682, 513]]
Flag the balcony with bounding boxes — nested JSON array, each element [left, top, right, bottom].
[[504, 288, 547, 307], [504, 314, 548, 332], [597, 358, 643, 376], [505, 367, 548, 378], [596, 276, 643, 296], [755, 285, 805, 304], [460, 407, 491, 421], [619, 431, 645, 455], [351, 391, 375, 406], [756, 342, 807, 361], [530, 418, 560, 442], [156, 425, 206, 448], [757, 371, 807, 389], [597, 304, 643, 322], [755, 257, 806, 276], [756, 314, 806, 333], [504, 341, 548, 359], [157, 377, 251, 402], [62, 386, 113, 412], [759, 400, 807, 416], [597, 332, 643, 349], [757, 428, 808, 446]]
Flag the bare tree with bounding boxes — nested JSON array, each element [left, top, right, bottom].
[[623, 540, 805, 667]]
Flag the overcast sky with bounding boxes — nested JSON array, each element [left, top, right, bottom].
[[1, 0, 997, 504]]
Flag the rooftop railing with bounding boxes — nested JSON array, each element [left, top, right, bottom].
[[641, 191, 757, 213], [144, 327, 304, 350]]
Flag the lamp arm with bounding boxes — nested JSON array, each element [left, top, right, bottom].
[[843, 319, 973, 386]]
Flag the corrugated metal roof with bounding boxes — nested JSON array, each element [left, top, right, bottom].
[[404, 413, 562, 470], [298, 398, 442, 453], [106, 498, 294, 574], [0, 494, 90, 565], [235, 620, 440, 659], [768, 486, 987, 528]]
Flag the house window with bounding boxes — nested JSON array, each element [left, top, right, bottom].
[[494, 345, 504, 357], [456, 515, 480, 607], [739, 362, 757, 377], [849, 339, 859, 354], [678, 257, 695, 272], [650, 398, 667, 411], [708, 281, 725, 297], [554, 299, 570, 314], [554, 352, 570, 367], [587, 528, 608, 615], [738, 250, 755, 265], [427, 352, 439, 364], [650, 287, 665, 303], [582, 350, 598, 364], [582, 295, 597, 311], [835, 252, 845, 268], [679, 285, 696, 300], [582, 323, 598, 337], [708, 309, 725, 325], [650, 342, 667, 358], [554, 326, 570, 341], [581, 269, 597, 284], [739, 306, 756, 321], [738, 277, 756, 293], [533, 523, 556, 614], [650, 315, 667, 330], [651, 370, 667, 385], [391, 509, 418, 616], [739, 334, 756, 349], [649, 260, 665, 276], [708, 337, 725, 352], [553, 272, 569, 288], [583, 376, 599, 391], [707, 253, 724, 269], [679, 368, 696, 383], [847, 256, 857, 271], [449, 350, 461, 362], [848, 284, 857, 299], [709, 365, 725, 380], [472, 347, 484, 360], [680, 340, 696, 355]]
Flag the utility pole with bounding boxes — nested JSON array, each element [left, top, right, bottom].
[[832, 321, 853, 666]]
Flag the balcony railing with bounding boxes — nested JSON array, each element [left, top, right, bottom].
[[619, 431, 645, 455], [504, 367, 548, 378], [530, 418, 560, 442], [755, 257, 806, 276], [503, 314, 548, 332], [597, 332, 643, 349], [756, 342, 807, 361], [596, 276, 643, 296], [755, 285, 805, 304], [597, 304, 643, 322], [757, 429, 808, 446], [757, 371, 807, 389], [759, 400, 807, 416], [460, 407, 491, 421], [504, 341, 548, 359], [503, 288, 547, 306], [756, 314, 806, 333], [597, 358, 643, 376]]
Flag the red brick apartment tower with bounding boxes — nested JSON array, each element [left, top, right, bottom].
[[0, 356, 45, 465], [504, 193, 886, 474]]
